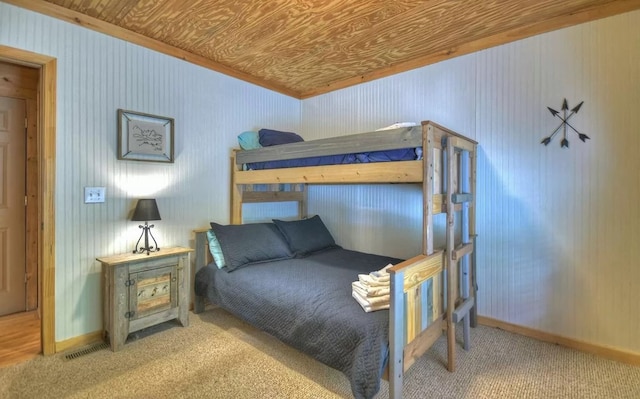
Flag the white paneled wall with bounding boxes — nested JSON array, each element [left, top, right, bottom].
[[302, 11, 640, 353], [0, 3, 300, 340]]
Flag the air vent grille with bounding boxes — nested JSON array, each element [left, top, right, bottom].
[[63, 342, 109, 360]]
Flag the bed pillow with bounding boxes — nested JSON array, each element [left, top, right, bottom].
[[258, 128, 304, 146], [206, 230, 226, 269], [237, 131, 262, 150], [272, 215, 337, 257], [209, 222, 293, 272]]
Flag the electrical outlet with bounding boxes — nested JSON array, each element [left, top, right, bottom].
[[85, 187, 106, 203]]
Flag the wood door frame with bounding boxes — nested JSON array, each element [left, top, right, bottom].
[[0, 45, 56, 355]]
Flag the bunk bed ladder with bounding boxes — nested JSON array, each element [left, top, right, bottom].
[[444, 137, 476, 372]]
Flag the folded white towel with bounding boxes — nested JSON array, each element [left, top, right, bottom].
[[358, 274, 389, 286], [352, 282, 367, 298], [358, 264, 391, 286], [371, 264, 393, 278], [364, 293, 389, 305], [352, 291, 389, 312], [352, 263, 394, 312], [352, 287, 390, 305], [352, 281, 390, 297]]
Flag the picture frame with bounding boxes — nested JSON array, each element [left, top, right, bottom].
[[117, 109, 174, 163]]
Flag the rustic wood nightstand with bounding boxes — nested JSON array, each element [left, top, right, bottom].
[[97, 247, 193, 351]]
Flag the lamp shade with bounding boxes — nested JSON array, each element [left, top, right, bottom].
[[131, 199, 161, 222]]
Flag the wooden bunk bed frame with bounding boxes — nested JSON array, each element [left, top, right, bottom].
[[194, 120, 477, 399]]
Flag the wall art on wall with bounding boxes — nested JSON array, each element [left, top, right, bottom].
[[118, 109, 174, 162], [541, 99, 589, 148]]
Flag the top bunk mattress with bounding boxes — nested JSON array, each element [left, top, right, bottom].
[[236, 125, 426, 171]]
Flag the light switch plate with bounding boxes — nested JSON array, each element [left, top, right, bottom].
[[85, 187, 106, 203]]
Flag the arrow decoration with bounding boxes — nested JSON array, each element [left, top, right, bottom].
[[541, 99, 589, 148]]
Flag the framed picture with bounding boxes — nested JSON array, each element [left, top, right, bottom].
[[117, 109, 174, 163]]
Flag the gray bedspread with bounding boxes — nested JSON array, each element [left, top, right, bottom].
[[194, 247, 402, 399]]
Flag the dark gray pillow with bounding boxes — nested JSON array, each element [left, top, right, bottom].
[[258, 128, 304, 146], [272, 215, 337, 257], [210, 222, 293, 272]]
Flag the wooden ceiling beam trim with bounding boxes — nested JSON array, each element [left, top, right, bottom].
[[3, 0, 302, 98], [299, 0, 640, 98]]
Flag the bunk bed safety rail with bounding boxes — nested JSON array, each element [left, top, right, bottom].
[[234, 160, 424, 185]]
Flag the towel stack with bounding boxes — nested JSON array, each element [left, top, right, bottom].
[[352, 264, 392, 312]]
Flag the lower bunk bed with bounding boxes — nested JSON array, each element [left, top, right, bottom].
[[193, 218, 443, 399]]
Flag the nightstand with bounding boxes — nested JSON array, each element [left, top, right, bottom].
[[97, 247, 193, 351]]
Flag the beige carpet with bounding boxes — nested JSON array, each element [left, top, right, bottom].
[[1, 307, 639, 399]]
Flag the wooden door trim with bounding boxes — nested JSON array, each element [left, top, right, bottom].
[[0, 45, 56, 355], [26, 98, 38, 310]]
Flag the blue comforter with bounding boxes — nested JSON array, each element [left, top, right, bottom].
[[194, 247, 402, 398]]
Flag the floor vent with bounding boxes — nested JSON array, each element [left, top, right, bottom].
[[64, 342, 109, 360]]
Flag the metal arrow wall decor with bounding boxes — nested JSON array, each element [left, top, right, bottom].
[[541, 99, 589, 148]]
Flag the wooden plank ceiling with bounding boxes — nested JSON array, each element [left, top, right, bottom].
[[7, 0, 640, 98]]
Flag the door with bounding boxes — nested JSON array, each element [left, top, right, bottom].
[[0, 96, 26, 316]]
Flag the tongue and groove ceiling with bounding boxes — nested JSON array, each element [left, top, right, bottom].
[[6, 0, 640, 98]]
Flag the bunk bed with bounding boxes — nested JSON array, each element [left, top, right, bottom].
[[193, 121, 478, 399]]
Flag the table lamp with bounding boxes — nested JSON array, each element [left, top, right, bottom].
[[132, 198, 161, 255]]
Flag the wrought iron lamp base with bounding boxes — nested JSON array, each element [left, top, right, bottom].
[[133, 222, 160, 255]]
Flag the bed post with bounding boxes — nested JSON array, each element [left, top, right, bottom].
[[470, 145, 478, 328], [459, 150, 472, 350], [424, 123, 435, 255], [445, 137, 457, 372], [297, 183, 308, 219], [193, 229, 209, 313], [389, 270, 404, 399], [231, 150, 243, 224]]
